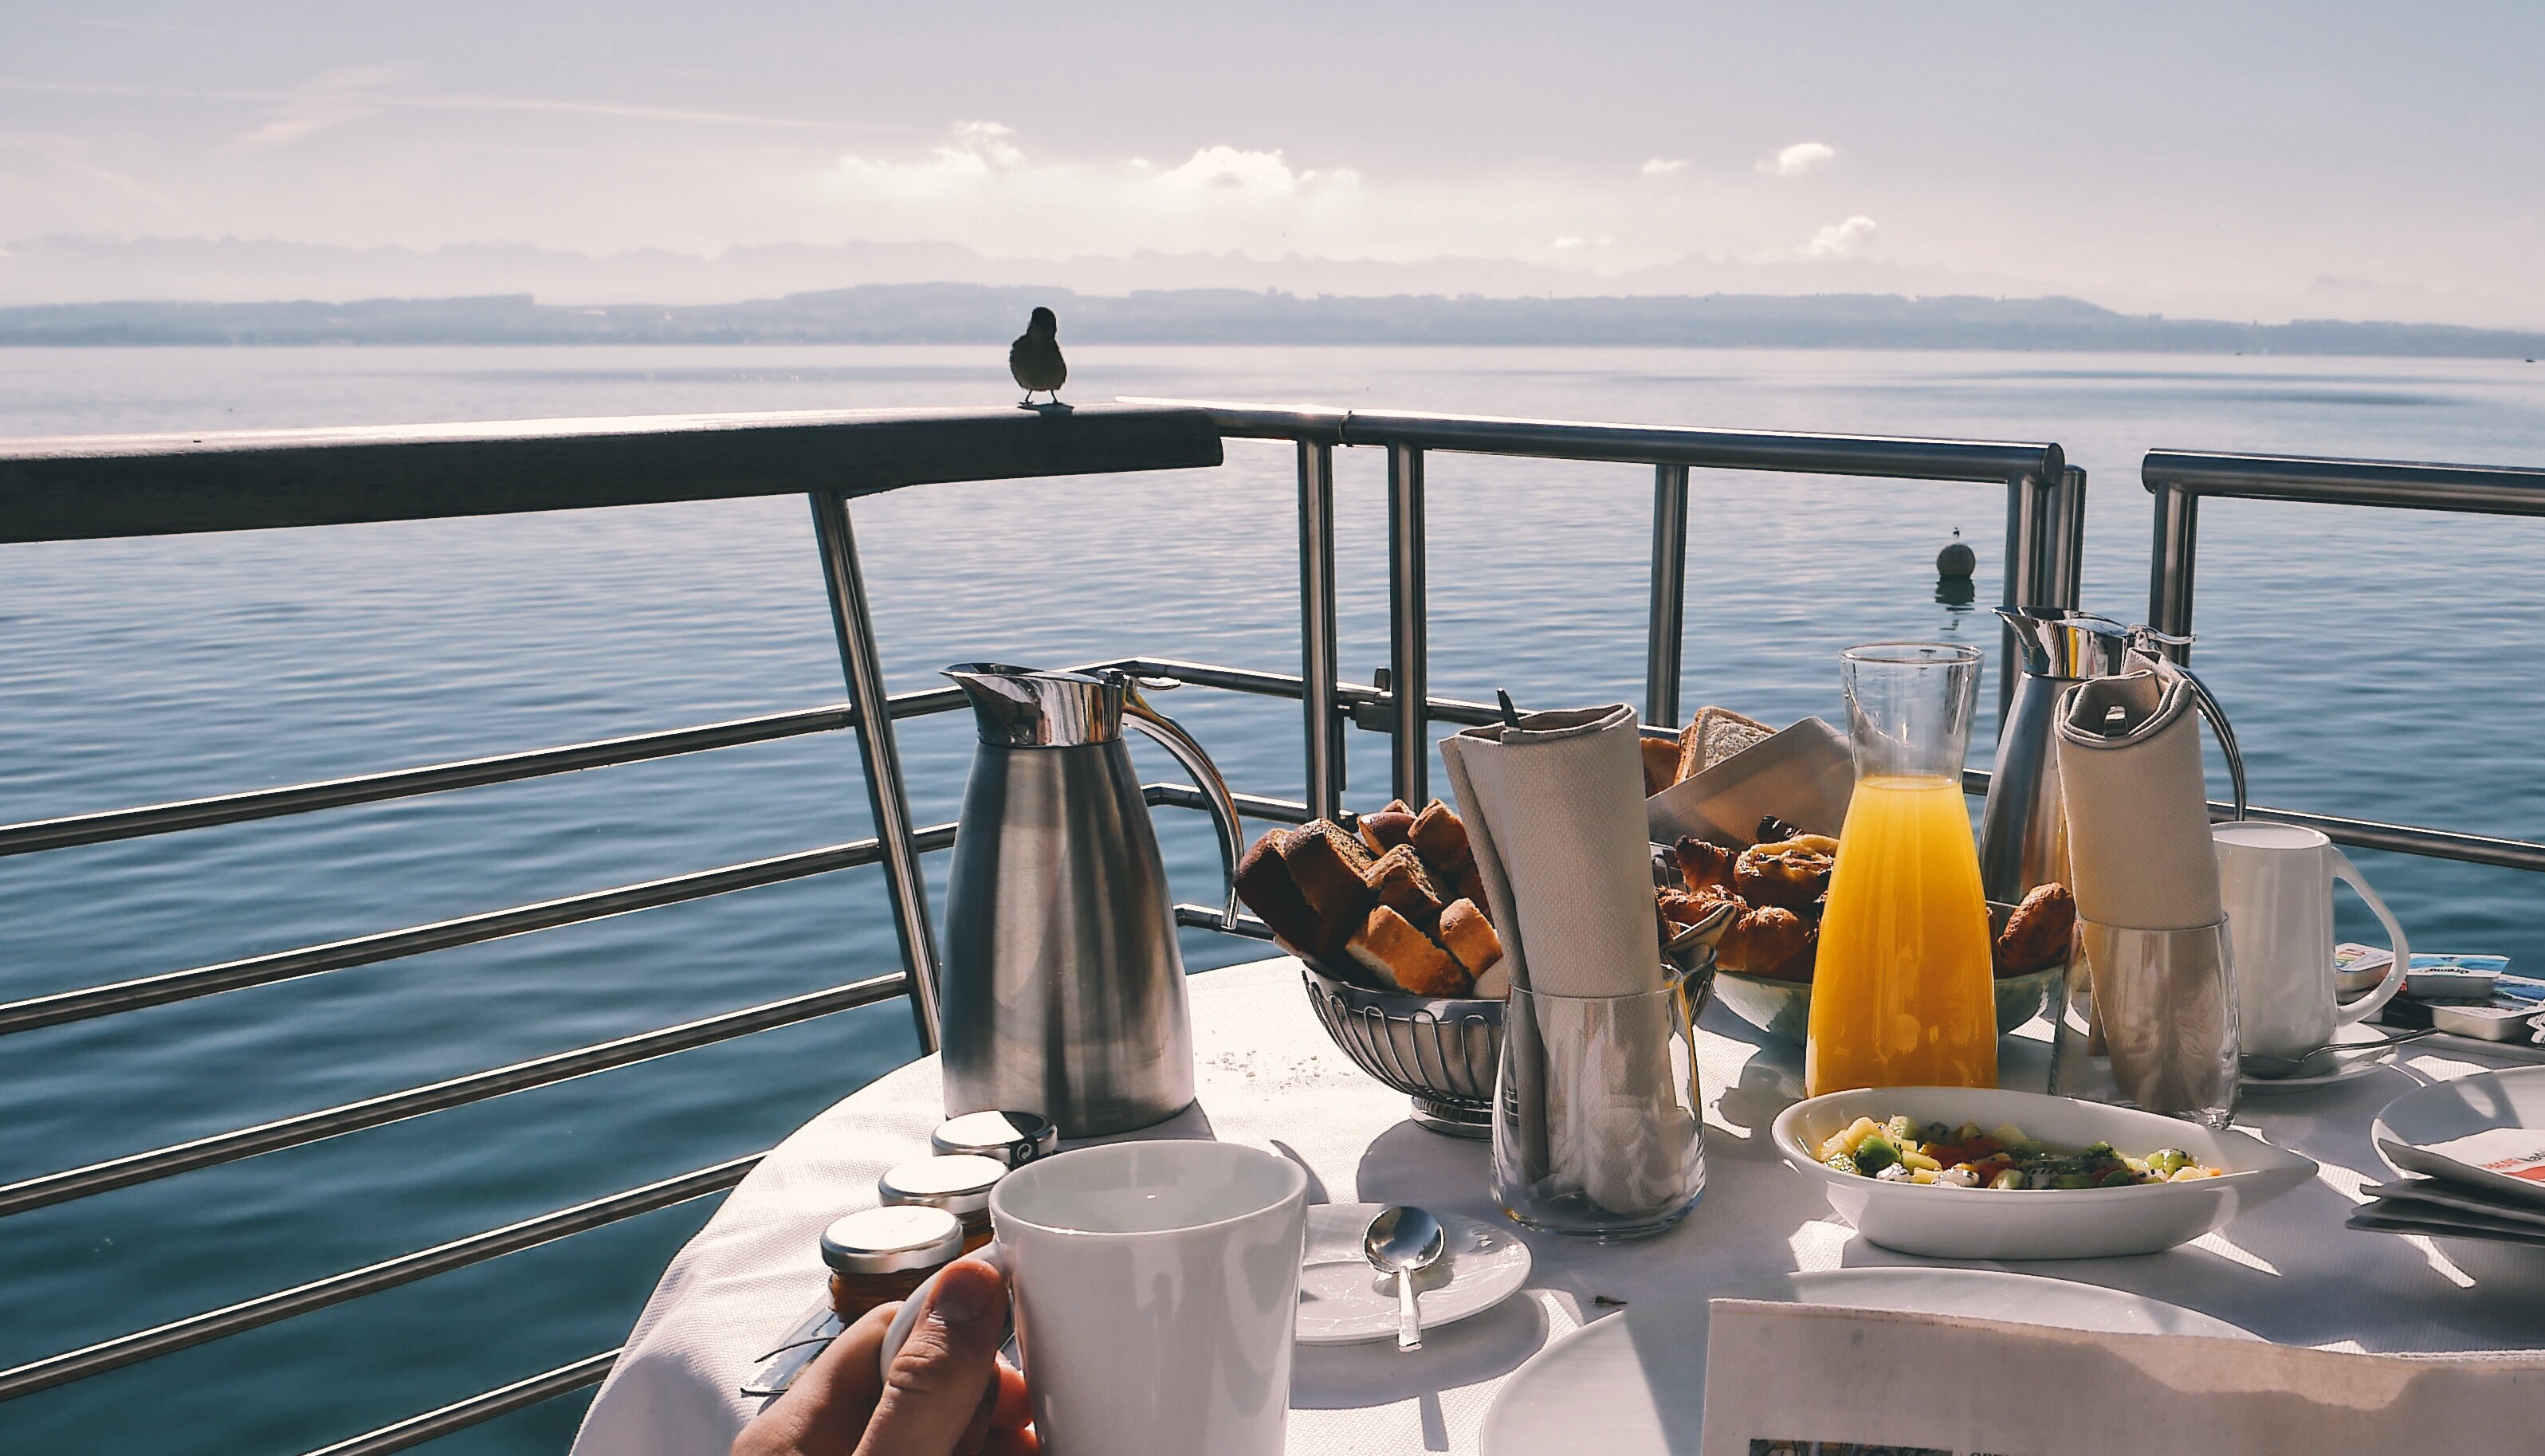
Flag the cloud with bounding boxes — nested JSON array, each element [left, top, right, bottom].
[[1159, 145, 1297, 194], [1805, 214, 1878, 258], [233, 65, 406, 151], [1641, 157, 1689, 175], [1758, 141, 1836, 177]]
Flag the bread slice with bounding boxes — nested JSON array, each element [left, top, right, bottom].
[[1406, 801, 1473, 877], [1364, 844, 1444, 929], [1358, 799, 1417, 856], [1346, 905, 1471, 998], [1234, 829, 1329, 954], [1278, 819, 1377, 932], [1640, 734, 1681, 797], [1674, 706, 1774, 785], [1435, 897, 1504, 975], [1451, 863, 1488, 909]]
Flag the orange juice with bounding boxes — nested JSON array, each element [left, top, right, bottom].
[[1805, 774, 1997, 1095]]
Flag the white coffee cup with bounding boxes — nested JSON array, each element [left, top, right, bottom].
[[2213, 822, 2408, 1060], [879, 1140, 1309, 1456]]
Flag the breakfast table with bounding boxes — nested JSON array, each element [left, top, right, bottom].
[[571, 956, 2545, 1456]]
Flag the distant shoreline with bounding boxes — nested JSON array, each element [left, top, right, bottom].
[[5, 284, 2543, 358]]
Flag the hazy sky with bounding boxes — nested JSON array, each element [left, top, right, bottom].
[[6, 2, 2543, 319]]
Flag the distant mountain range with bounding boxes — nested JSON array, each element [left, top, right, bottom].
[[5, 284, 2543, 356]]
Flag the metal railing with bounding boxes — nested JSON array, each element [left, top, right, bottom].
[[11, 397, 2539, 1453], [2142, 449, 2545, 872]]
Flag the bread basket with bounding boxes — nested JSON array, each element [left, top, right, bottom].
[[1296, 877, 1730, 1137]]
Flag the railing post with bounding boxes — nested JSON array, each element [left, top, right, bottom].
[[807, 490, 943, 1052], [1387, 444, 1428, 806], [1998, 469, 2040, 723], [2148, 479, 2199, 664], [1645, 463, 1690, 730], [1297, 442, 1344, 821], [2045, 465, 2087, 610]]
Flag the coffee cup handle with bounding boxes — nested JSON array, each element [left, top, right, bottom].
[[2330, 849, 2409, 1023], [878, 1246, 1009, 1384]]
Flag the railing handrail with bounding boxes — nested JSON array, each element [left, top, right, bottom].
[[2143, 449, 2545, 514], [0, 402, 1224, 543], [1128, 397, 2065, 483]]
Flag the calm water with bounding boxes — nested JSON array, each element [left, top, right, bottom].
[[3, 345, 2543, 1453]]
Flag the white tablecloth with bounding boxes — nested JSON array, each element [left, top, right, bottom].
[[573, 957, 2545, 1456]]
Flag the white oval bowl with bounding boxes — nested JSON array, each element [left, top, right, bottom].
[[1773, 1085, 2316, 1259]]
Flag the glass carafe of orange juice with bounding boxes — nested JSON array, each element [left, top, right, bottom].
[[1806, 643, 1997, 1096]]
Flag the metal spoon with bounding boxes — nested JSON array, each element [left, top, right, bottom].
[[1362, 1205, 1446, 1352], [2241, 1026, 2437, 1081]]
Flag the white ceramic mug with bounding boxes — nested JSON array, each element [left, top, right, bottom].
[[879, 1140, 1308, 1456], [2213, 821, 2408, 1060]]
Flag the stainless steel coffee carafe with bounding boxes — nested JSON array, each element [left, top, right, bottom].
[[937, 664, 1244, 1136], [1978, 610, 2248, 904]]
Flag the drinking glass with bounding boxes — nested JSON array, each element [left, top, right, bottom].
[[1806, 642, 1997, 1097], [1491, 969, 1705, 1238], [2049, 918, 2241, 1128]]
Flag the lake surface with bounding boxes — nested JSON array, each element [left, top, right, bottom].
[[3, 344, 2543, 1453]]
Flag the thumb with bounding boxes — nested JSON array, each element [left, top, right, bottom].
[[854, 1257, 1007, 1456]]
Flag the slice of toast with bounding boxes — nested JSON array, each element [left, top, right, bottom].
[[1358, 799, 1418, 856], [1640, 735, 1681, 797], [1278, 819, 1377, 932], [1234, 828, 1329, 954], [1674, 706, 1774, 785], [1406, 801, 1473, 878], [1435, 897, 1504, 975], [1364, 844, 1445, 929], [1346, 905, 1471, 998]]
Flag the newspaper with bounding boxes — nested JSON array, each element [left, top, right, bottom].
[[1697, 1301, 2545, 1456], [2378, 1129, 2545, 1210]]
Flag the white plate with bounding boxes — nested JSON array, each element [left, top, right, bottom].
[[1773, 1086, 2316, 1259], [1294, 1203, 1532, 1346], [2373, 1066, 2545, 1191], [2240, 1022, 2416, 1091], [1479, 1267, 2251, 1456]]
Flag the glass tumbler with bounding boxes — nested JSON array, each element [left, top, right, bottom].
[[1807, 642, 1997, 1097], [1491, 968, 1705, 1239], [2049, 917, 2241, 1128]]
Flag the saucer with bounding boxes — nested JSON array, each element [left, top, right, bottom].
[[1294, 1203, 1533, 1345], [2240, 1022, 2419, 1092]]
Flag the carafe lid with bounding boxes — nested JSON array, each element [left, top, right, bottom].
[[1997, 609, 2133, 681], [943, 662, 1126, 747]]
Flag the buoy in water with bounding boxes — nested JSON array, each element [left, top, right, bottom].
[[1937, 528, 1977, 579]]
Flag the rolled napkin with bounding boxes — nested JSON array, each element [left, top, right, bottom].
[[2054, 657, 2223, 930], [2056, 656, 2234, 1117], [1437, 704, 1661, 998], [1443, 704, 1686, 1216]]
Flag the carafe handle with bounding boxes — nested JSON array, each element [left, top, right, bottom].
[[1121, 682, 1245, 931]]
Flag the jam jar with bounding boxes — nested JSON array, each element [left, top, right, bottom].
[[877, 1154, 1007, 1251], [930, 1110, 1058, 1168], [821, 1205, 963, 1321]]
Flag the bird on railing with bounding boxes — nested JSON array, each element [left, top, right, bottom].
[[1010, 307, 1067, 407]]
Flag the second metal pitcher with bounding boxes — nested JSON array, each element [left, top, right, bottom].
[[937, 664, 1244, 1136]]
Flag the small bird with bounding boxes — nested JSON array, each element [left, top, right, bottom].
[[1009, 306, 1066, 406]]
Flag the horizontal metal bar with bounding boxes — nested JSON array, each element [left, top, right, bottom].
[[0, 825, 956, 1038], [1144, 783, 1314, 825], [1178, 903, 1274, 938], [0, 1159, 748, 1403], [1111, 655, 1509, 728], [0, 973, 905, 1218], [300, 1351, 620, 1456], [0, 405, 1224, 544], [2142, 449, 2545, 515], [1125, 399, 2061, 484]]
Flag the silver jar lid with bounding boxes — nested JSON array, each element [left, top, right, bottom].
[[819, 1205, 964, 1275], [931, 1111, 1059, 1168], [877, 1154, 1008, 1217]]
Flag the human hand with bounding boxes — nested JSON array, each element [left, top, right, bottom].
[[732, 1258, 1036, 1456]]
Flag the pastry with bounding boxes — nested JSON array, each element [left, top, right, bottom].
[[1407, 801, 1473, 877], [1359, 800, 1417, 856], [1436, 897, 1503, 974], [1995, 881, 2076, 975], [1675, 706, 1773, 784], [1233, 829, 1329, 953], [1734, 843, 1834, 911], [1640, 735, 1681, 797], [1717, 905, 1811, 975], [1672, 834, 1737, 895], [1365, 844, 1445, 929], [1346, 905, 1471, 997], [1278, 820, 1377, 930]]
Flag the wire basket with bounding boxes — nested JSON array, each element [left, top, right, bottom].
[[1298, 963, 1504, 1137]]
